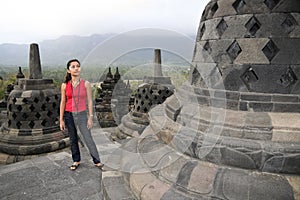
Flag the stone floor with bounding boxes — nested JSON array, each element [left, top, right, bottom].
[[0, 127, 120, 200]]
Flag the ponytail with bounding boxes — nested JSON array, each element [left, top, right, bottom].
[[64, 58, 80, 83], [64, 72, 71, 83]]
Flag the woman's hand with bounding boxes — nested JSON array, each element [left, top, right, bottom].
[[87, 116, 93, 129], [60, 120, 65, 131]]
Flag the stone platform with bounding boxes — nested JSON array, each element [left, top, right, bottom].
[[0, 127, 128, 200]]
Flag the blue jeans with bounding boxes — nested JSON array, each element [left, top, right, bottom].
[[64, 111, 101, 164]]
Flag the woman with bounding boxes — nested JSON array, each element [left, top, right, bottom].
[[59, 58, 104, 170]]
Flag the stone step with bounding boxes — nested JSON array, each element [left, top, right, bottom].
[[130, 134, 299, 200], [102, 171, 136, 200]]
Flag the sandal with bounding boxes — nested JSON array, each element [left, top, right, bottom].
[[70, 163, 80, 171], [95, 162, 104, 169]]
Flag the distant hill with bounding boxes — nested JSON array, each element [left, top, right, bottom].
[[0, 32, 196, 68]]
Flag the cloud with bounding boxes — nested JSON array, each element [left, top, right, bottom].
[[0, 0, 209, 44]]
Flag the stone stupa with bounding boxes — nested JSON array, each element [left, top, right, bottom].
[[102, 0, 300, 199], [0, 43, 69, 164]]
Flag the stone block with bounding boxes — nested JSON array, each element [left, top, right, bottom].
[[273, 103, 300, 113], [272, 0, 300, 13], [201, 18, 222, 40], [244, 112, 272, 128], [243, 0, 272, 14], [159, 156, 189, 183], [249, 102, 274, 112], [240, 93, 271, 101], [272, 130, 300, 142], [222, 14, 251, 39], [213, 168, 294, 200], [263, 154, 300, 174], [161, 188, 195, 200], [286, 176, 300, 200], [214, 0, 237, 18], [255, 13, 289, 38], [271, 38, 300, 64], [272, 94, 299, 102], [130, 173, 156, 198], [188, 162, 218, 194], [141, 179, 170, 200], [235, 38, 270, 64]]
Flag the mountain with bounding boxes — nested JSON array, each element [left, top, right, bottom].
[[0, 32, 196, 68], [0, 34, 113, 67]]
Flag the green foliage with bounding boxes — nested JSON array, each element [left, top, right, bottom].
[[0, 64, 190, 99], [0, 75, 16, 99]]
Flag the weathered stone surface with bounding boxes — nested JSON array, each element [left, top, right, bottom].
[[29, 43, 42, 79], [130, 173, 156, 198], [101, 0, 300, 199], [188, 162, 218, 194], [0, 43, 68, 161], [140, 179, 170, 200], [211, 168, 294, 200]]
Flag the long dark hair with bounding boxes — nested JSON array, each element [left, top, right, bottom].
[[63, 59, 80, 83]]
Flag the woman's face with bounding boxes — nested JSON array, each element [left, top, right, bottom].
[[67, 61, 81, 76]]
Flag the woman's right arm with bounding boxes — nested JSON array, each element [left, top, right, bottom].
[[59, 83, 66, 131]]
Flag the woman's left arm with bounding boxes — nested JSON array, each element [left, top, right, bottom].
[[85, 81, 93, 128]]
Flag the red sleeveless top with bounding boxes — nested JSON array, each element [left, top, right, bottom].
[[65, 80, 87, 112]]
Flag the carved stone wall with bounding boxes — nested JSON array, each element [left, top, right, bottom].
[[192, 0, 300, 94]]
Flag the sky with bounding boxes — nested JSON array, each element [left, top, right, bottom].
[[0, 0, 210, 45]]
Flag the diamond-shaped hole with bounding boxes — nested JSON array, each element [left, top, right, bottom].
[[45, 97, 50, 102], [28, 121, 35, 129], [262, 39, 279, 61], [199, 23, 206, 40], [216, 19, 228, 38], [34, 98, 39, 103], [41, 120, 47, 126], [22, 98, 28, 103], [264, 0, 280, 10], [226, 40, 242, 61], [210, 2, 218, 16], [245, 16, 261, 36], [35, 112, 41, 119], [47, 111, 53, 117], [16, 121, 22, 129], [22, 113, 29, 119], [191, 66, 201, 85], [279, 67, 298, 87], [17, 105, 22, 111], [12, 112, 17, 120], [203, 41, 212, 54], [241, 67, 259, 84], [281, 14, 298, 35], [232, 0, 246, 13], [29, 105, 35, 111], [41, 104, 47, 111]]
